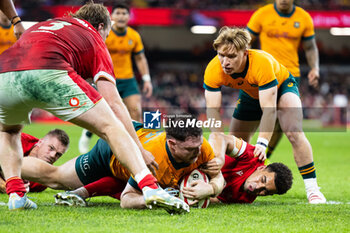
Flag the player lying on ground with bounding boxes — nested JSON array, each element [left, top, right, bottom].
[[20, 117, 224, 212], [0, 2, 184, 213], [204, 133, 293, 203], [49, 131, 292, 205], [0, 129, 69, 194]]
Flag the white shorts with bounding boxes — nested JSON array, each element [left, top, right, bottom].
[[0, 69, 102, 125]]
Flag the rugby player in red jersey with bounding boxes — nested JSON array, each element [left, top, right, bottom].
[[0, 2, 187, 213], [0, 130, 69, 193]]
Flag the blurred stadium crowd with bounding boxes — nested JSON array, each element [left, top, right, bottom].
[[13, 0, 350, 11], [10, 0, 349, 126]]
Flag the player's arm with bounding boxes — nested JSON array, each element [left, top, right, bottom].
[[302, 38, 320, 88], [0, 0, 25, 38], [134, 52, 152, 98], [120, 183, 146, 209], [181, 171, 225, 201], [205, 90, 224, 132], [255, 86, 277, 159], [96, 78, 158, 174]]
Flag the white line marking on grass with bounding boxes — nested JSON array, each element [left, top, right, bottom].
[[0, 202, 6, 206]]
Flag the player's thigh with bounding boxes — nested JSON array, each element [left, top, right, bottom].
[[0, 71, 34, 125], [74, 139, 114, 186], [230, 90, 261, 141], [278, 92, 303, 132], [123, 94, 142, 121], [229, 118, 259, 142], [69, 99, 125, 141], [116, 78, 140, 99], [56, 157, 84, 190]]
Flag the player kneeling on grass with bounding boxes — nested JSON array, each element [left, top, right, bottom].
[[204, 133, 293, 203]]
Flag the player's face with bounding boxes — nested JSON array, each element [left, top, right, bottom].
[[34, 136, 67, 164], [171, 136, 203, 164], [111, 8, 130, 29], [243, 166, 277, 196], [217, 46, 247, 75], [275, 0, 294, 12]]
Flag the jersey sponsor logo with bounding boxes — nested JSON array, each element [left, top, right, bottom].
[[287, 82, 294, 87], [237, 80, 244, 86], [236, 170, 244, 176], [143, 110, 161, 129], [69, 97, 80, 107], [294, 21, 300, 28]]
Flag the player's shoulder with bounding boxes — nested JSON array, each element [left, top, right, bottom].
[[255, 4, 274, 14], [127, 26, 141, 37], [205, 56, 222, 78], [294, 5, 312, 16]]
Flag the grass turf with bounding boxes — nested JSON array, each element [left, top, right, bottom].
[[0, 123, 349, 233]]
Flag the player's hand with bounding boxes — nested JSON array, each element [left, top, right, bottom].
[[141, 149, 158, 176], [199, 158, 223, 177], [142, 81, 153, 98], [182, 180, 212, 201], [308, 68, 320, 88], [13, 22, 25, 39], [254, 144, 266, 161]]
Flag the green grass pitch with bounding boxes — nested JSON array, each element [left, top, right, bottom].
[[1, 123, 349, 233]]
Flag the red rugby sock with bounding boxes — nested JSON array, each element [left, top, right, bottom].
[[6, 176, 26, 197], [84, 176, 126, 199], [137, 174, 158, 190]]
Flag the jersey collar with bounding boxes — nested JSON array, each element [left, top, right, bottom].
[[112, 26, 127, 36], [230, 55, 249, 79], [274, 3, 295, 18], [0, 23, 11, 29], [165, 141, 191, 170]]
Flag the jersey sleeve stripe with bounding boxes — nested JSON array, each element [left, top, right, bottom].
[[246, 27, 259, 36], [203, 83, 221, 92], [133, 49, 144, 55], [93, 71, 116, 84], [302, 35, 315, 41], [258, 79, 278, 90]]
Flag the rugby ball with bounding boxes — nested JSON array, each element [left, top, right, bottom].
[[179, 169, 210, 208]]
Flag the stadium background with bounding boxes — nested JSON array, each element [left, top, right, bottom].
[[14, 0, 349, 129], [0, 1, 349, 232]]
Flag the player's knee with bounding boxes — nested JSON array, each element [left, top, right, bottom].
[[284, 131, 302, 145]]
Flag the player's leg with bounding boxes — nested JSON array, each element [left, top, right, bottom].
[[229, 90, 261, 142], [21, 156, 83, 190], [0, 124, 37, 210], [278, 92, 326, 204], [266, 122, 283, 159], [123, 94, 142, 122], [0, 72, 37, 210], [116, 78, 142, 122]]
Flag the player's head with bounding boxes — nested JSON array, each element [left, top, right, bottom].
[[213, 27, 251, 75], [71, 2, 111, 40], [32, 129, 70, 164], [165, 116, 203, 164], [111, 3, 130, 29], [243, 163, 293, 196], [275, 0, 294, 13]]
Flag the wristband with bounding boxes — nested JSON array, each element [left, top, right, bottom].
[[11, 16, 21, 25], [256, 137, 269, 148], [142, 74, 151, 82]]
